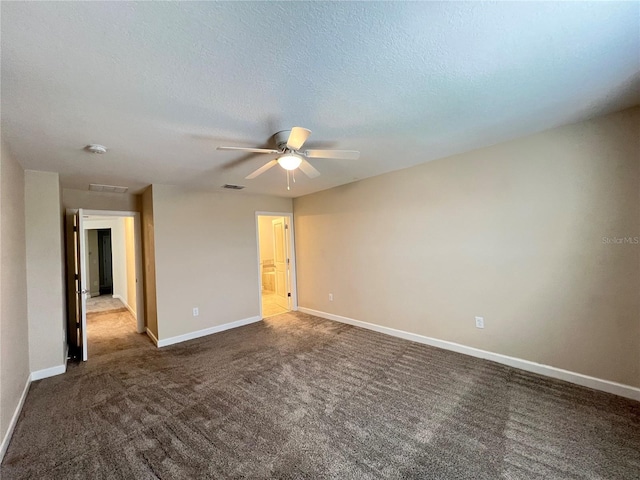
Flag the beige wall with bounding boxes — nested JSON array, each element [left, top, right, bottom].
[[0, 141, 30, 446], [152, 186, 292, 340], [25, 171, 66, 372], [294, 107, 640, 388], [124, 217, 137, 316], [141, 187, 158, 338], [62, 188, 140, 212]]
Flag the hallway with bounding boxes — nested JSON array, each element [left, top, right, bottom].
[[86, 295, 125, 314], [86, 306, 143, 359]]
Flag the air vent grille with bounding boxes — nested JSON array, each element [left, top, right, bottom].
[[89, 183, 129, 193], [222, 184, 245, 190]]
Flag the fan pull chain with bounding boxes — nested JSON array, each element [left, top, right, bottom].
[[292, 170, 296, 183], [287, 170, 290, 190]]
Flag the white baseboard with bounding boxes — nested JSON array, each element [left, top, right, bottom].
[[146, 327, 159, 346], [124, 303, 136, 318], [113, 294, 138, 321], [0, 374, 31, 462], [1, 362, 67, 462], [30, 364, 66, 382], [298, 307, 640, 402], [156, 316, 262, 348]]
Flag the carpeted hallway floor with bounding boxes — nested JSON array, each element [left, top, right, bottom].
[[2, 310, 639, 479], [86, 294, 126, 314]]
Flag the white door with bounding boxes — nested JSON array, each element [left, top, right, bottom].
[[65, 209, 88, 361], [272, 217, 289, 310]]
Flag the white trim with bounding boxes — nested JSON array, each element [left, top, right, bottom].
[[78, 208, 88, 362], [298, 307, 640, 402], [82, 209, 138, 217], [156, 316, 262, 348], [112, 294, 137, 319], [255, 214, 264, 319], [124, 302, 137, 319], [30, 364, 66, 381], [81, 210, 145, 335], [146, 327, 159, 346], [0, 375, 31, 462], [255, 211, 295, 216]]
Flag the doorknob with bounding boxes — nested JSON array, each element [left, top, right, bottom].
[[76, 289, 89, 295]]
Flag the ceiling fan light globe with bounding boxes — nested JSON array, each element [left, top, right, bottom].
[[278, 154, 302, 171]]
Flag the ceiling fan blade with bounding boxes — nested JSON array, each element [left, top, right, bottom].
[[304, 149, 360, 160], [218, 146, 280, 154], [286, 127, 311, 150], [298, 159, 321, 179], [245, 159, 278, 179]]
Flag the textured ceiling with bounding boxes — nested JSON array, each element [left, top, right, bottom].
[[1, 2, 639, 198]]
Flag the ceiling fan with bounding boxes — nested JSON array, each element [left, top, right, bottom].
[[217, 127, 360, 189]]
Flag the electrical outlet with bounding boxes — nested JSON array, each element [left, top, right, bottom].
[[475, 316, 484, 329], [193, 307, 199, 317], [329, 293, 333, 301]]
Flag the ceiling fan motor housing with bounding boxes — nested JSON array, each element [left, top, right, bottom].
[[274, 130, 292, 150]]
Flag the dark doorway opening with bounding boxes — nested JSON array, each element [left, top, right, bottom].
[[97, 228, 113, 295]]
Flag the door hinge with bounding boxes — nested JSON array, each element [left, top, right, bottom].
[[75, 274, 78, 280], [285, 224, 289, 229], [286, 258, 290, 265], [76, 322, 80, 329], [287, 292, 291, 297], [73, 225, 78, 232]]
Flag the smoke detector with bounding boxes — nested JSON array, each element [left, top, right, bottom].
[[85, 144, 107, 154]]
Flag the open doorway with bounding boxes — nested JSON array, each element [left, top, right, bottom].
[[256, 213, 297, 318], [85, 228, 114, 299], [96, 229, 113, 295], [65, 208, 145, 361], [83, 216, 134, 317]]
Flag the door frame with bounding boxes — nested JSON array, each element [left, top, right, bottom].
[[96, 228, 114, 295], [255, 211, 298, 318], [65, 208, 88, 360], [81, 210, 146, 334], [271, 217, 289, 310]]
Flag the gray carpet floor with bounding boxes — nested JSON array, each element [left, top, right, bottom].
[[2, 310, 639, 479]]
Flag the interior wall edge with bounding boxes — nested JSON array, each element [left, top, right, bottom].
[[156, 315, 262, 348], [112, 294, 137, 320], [0, 374, 30, 464], [146, 327, 159, 346], [0, 359, 63, 464], [30, 364, 66, 382]]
